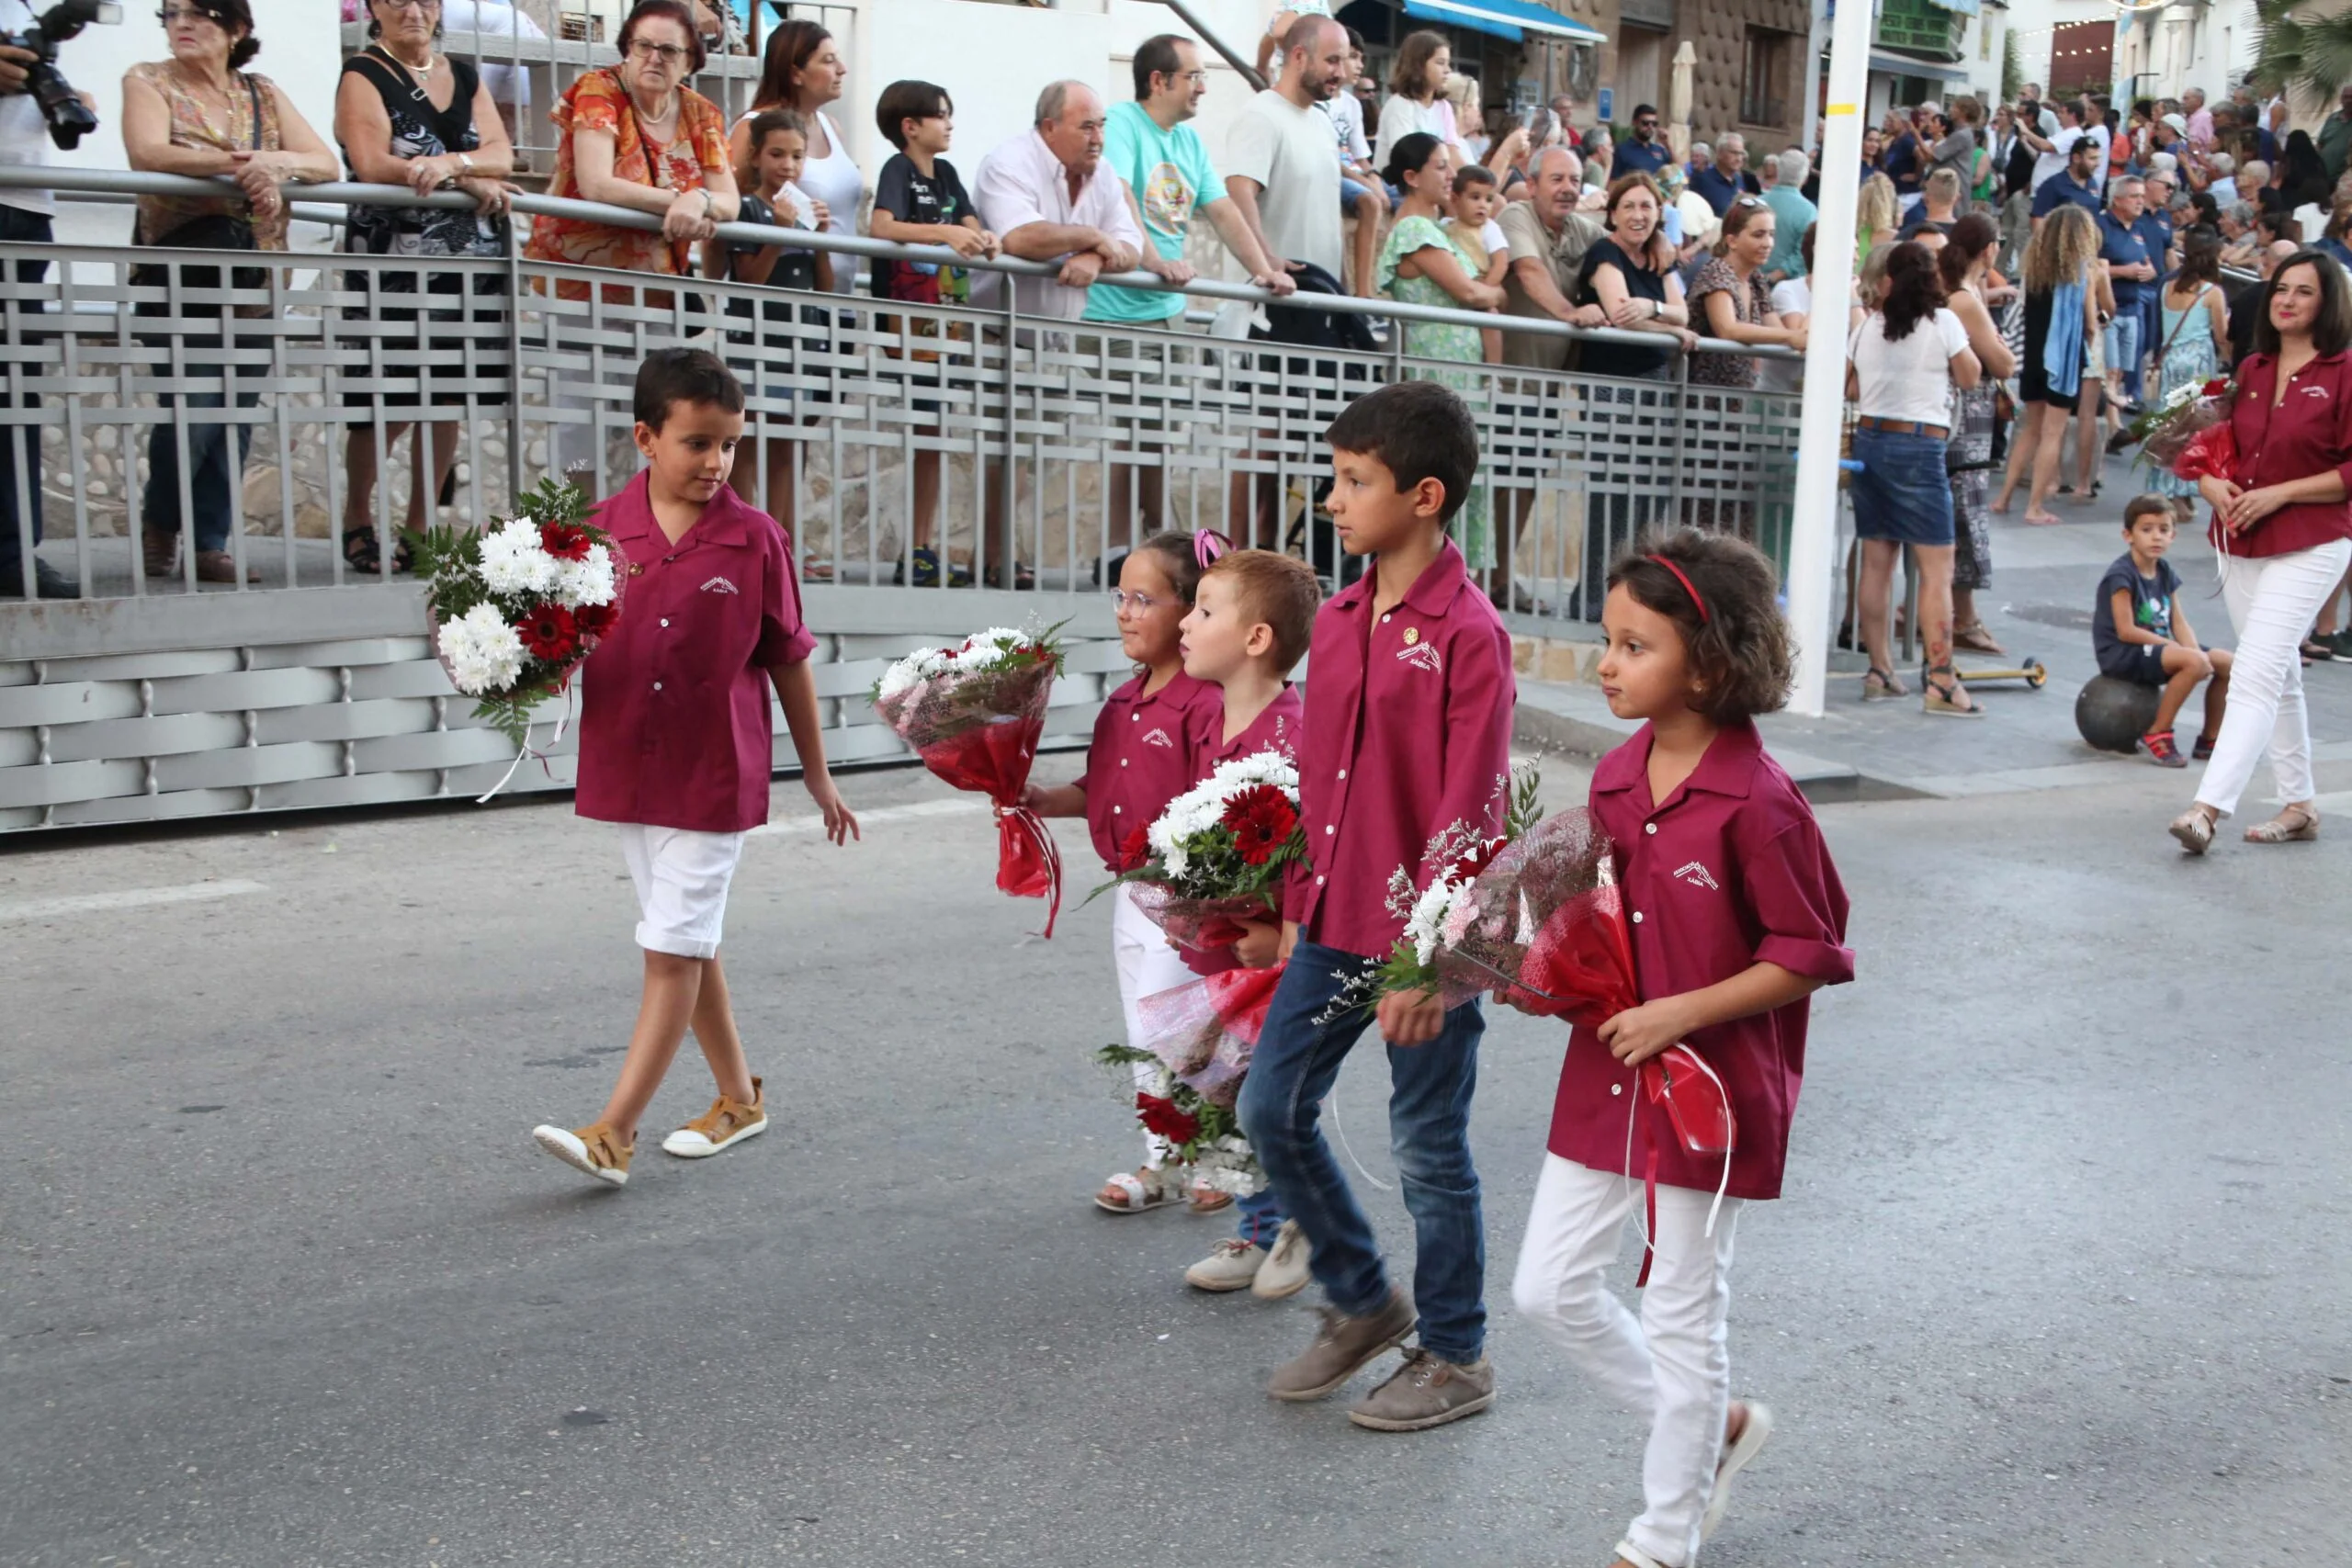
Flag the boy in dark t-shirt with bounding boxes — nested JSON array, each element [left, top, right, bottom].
[[867, 79, 1000, 587], [2094, 495, 2233, 766]]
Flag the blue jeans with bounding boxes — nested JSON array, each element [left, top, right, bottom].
[[1236, 1185, 1287, 1247], [141, 362, 257, 554], [1236, 940, 1487, 1362], [0, 204, 51, 591]]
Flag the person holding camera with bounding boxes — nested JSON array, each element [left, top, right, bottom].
[[121, 0, 335, 584], [0, 4, 74, 597]]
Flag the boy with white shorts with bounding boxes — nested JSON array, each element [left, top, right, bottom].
[[532, 348, 859, 1188]]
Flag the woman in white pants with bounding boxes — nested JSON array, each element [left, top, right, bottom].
[[2171, 254, 2352, 852]]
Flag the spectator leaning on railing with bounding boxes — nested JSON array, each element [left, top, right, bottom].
[[1225, 17, 1347, 289], [0, 1, 74, 598], [122, 0, 338, 587], [334, 0, 519, 578], [523, 0, 739, 305], [729, 17, 857, 296]]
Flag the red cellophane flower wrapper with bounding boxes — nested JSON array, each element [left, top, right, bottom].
[[1133, 964, 1285, 1110], [2172, 419, 2238, 485], [1429, 807, 1627, 1012], [1124, 885, 1279, 953], [872, 628, 1066, 934], [1104, 750, 1305, 953]]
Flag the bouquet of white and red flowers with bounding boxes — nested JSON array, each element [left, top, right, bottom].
[[410, 477, 624, 769], [1096, 972, 1275, 1195], [872, 625, 1068, 931], [1324, 764, 1545, 1014], [1102, 749, 1306, 950], [2126, 374, 2236, 473]]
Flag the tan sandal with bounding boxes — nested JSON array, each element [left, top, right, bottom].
[[1922, 666, 1984, 718], [1952, 622, 2006, 656], [2245, 805, 2318, 845], [2168, 806, 2217, 855]]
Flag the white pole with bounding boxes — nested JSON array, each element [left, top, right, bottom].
[[1784, 0, 1874, 717]]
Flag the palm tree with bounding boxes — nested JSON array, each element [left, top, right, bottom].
[[2248, 0, 2352, 104]]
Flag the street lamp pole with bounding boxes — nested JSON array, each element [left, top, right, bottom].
[[1785, 0, 1872, 716]]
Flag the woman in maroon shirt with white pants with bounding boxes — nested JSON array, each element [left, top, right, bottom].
[[2171, 253, 2352, 852]]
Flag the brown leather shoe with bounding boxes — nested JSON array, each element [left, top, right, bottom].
[[142, 529, 178, 580], [1347, 1347, 1496, 1431], [1266, 1287, 1415, 1402], [194, 550, 256, 584]]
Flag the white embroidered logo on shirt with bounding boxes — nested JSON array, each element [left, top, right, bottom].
[[1396, 642, 1442, 673], [2299, 384, 2331, 400], [1140, 727, 1176, 749], [700, 576, 740, 594], [1673, 861, 1721, 891]]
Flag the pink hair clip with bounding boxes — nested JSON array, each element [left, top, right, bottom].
[[1193, 530, 1232, 569]]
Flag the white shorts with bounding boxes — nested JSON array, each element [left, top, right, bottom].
[[616, 824, 747, 959]]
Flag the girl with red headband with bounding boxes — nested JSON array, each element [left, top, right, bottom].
[[1510, 530, 1854, 1568]]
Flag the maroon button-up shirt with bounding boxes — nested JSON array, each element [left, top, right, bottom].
[[1282, 541, 1517, 959], [1182, 682, 1305, 978], [1077, 669, 1221, 874], [573, 472, 817, 834], [1546, 721, 1854, 1201], [2216, 350, 2352, 558]]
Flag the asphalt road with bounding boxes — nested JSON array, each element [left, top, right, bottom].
[[2, 756, 2347, 1567]]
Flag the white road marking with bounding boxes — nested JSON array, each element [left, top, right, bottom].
[[0, 880, 268, 923], [748, 797, 987, 837]]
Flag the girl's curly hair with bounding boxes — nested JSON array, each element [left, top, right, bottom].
[[1606, 531, 1793, 723]]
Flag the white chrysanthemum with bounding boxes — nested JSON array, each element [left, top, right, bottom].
[[877, 645, 957, 703], [439, 602, 526, 695], [477, 519, 559, 597], [1405, 874, 1472, 967], [552, 547, 616, 610]]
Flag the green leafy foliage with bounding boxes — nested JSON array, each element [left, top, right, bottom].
[[1092, 1042, 1242, 1160]]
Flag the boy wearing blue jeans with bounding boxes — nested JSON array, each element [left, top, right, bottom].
[[1238, 381, 1516, 1431]]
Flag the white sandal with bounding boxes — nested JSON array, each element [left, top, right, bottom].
[[1702, 1398, 1775, 1541], [1093, 1168, 1178, 1214], [1608, 1540, 1668, 1568]]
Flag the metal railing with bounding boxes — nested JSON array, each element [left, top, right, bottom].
[[0, 165, 1805, 831]]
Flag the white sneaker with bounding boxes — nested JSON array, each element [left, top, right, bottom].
[[1184, 1238, 1268, 1292], [1251, 1219, 1313, 1300]]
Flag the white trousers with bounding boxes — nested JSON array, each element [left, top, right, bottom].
[[1112, 883, 1195, 1168], [2195, 538, 2352, 817], [1512, 1154, 1746, 1568]]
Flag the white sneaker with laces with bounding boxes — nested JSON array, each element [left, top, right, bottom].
[[1184, 1238, 1268, 1292], [1251, 1218, 1313, 1300]]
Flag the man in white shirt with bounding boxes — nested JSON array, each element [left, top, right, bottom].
[[0, 11, 71, 597], [975, 81, 1144, 323], [2023, 97, 2085, 193], [1224, 16, 1346, 287]]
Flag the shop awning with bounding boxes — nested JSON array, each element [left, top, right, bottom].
[[1866, 52, 1972, 84], [1399, 0, 1608, 46]]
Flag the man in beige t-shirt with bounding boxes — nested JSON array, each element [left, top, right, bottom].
[[1498, 148, 1606, 370]]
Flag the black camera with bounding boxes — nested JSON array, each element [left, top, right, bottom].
[[1, 0, 121, 151]]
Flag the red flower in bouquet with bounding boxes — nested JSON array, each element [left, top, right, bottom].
[[2176, 421, 2238, 485], [1221, 784, 1299, 866], [1135, 1092, 1200, 1145], [515, 602, 580, 661], [572, 601, 619, 641], [1118, 824, 1152, 872], [538, 521, 594, 561]]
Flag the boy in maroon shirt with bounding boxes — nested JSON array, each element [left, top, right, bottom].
[[1236, 382, 1517, 1431], [533, 350, 859, 1189]]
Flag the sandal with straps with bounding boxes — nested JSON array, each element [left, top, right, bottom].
[[1922, 664, 1984, 718], [342, 525, 414, 577], [1861, 666, 1907, 701], [2245, 805, 2319, 845], [1095, 1168, 1180, 1214]]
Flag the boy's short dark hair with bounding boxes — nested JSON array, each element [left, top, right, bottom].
[[633, 347, 744, 430], [1451, 164, 1498, 192], [876, 79, 952, 152], [1606, 530, 1793, 725], [1325, 381, 1479, 524], [2124, 493, 2174, 530], [1202, 548, 1323, 672]]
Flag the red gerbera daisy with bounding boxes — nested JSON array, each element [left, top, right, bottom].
[[538, 521, 594, 561], [1135, 1092, 1199, 1145], [1453, 836, 1508, 880], [571, 601, 619, 640], [1220, 784, 1298, 865], [1118, 824, 1152, 871], [514, 602, 580, 661]]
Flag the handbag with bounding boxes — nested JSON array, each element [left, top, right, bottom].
[[128, 74, 269, 315]]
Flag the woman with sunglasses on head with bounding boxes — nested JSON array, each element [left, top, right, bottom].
[[121, 0, 337, 586], [730, 18, 858, 294], [333, 0, 518, 578], [522, 0, 739, 304], [2168, 254, 2352, 853]]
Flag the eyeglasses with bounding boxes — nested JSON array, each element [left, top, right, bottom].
[[156, 6, 224, 23], [1107, 589, 1172, 615], [378, 0, 440, 9], [1733, 195, 1767, 208], [626, 39, 689, 64]]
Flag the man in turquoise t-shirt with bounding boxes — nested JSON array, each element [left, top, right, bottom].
[[1087, 33, 1293, 324]]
